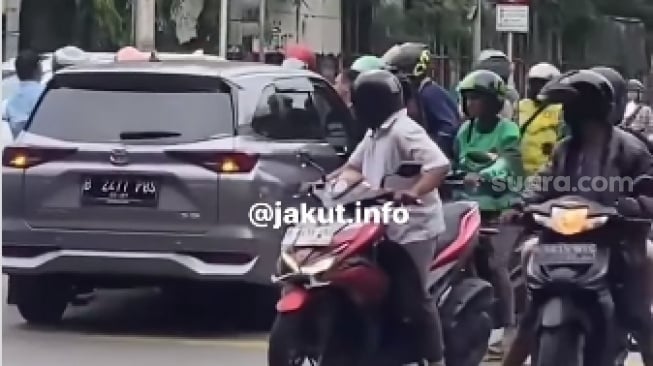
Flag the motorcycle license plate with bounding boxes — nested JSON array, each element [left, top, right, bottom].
[[534, 243, 597, 265], [282, 223, 346, 247]]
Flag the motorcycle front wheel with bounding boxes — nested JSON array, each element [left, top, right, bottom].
[[535, 327, 584, 366], [268, 312, 360, 366]]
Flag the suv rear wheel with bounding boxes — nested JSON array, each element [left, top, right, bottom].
[[11, 276, 70, 325]]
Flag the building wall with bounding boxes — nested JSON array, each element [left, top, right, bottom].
[[268, 0, 341, 54], [228, 0, 341, 55]]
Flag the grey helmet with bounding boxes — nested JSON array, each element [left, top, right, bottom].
[[628, 79, 645, 93]]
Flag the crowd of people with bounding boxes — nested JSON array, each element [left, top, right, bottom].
[[286, 43, 653, 366], [4, 41, 653, 366]]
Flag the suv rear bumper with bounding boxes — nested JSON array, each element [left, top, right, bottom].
[[4, 250, 263, 281], [2, 223, 281, 285]]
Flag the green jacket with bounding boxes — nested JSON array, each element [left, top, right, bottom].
[[453, 118, 522, 211]]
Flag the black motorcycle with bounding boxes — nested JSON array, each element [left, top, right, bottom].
[[521, 194, 651, 366]]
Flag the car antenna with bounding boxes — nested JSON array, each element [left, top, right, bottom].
[[149, 51, 160, 62]]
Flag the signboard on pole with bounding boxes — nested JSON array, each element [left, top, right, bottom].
[[496, 4, 529, 33]]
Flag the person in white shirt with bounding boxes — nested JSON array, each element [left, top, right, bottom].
[[333, 69, 450, 366], [623, 78, 653, 135]]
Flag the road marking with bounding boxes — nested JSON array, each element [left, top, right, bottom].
[[83, 333, 269, 349]]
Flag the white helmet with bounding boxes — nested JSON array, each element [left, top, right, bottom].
[[281, 57, 308, 70], [478, 49, 507, 62], [528, 62, 560, 81]]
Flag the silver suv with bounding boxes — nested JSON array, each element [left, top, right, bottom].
[[3, 59, 355, 324]]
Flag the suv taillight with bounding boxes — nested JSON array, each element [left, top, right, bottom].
[[165, 150, 259, 173], [2, 146, 78, 169]]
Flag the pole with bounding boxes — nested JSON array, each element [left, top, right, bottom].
[[259, 0, 266, 63], [472, 0, 482, 61], [507, 31, 515, 87], [134, 0, 156, 51], [4, 0, 21, 60], [219, 0, 229, 58]]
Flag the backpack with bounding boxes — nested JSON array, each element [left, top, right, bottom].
[[623, 104, 644, 128], [619, 125, 653, 154]]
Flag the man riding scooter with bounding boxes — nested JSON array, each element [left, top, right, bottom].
[[517, 62, 563, 177], [502, 69, 653, 366], [472, 49, 520, 120], [623, 78, 653, 135], [333, 69, 451, 366], [381, 42, 460, 158], [344, 55, 387, 144], [453, 69, 523, 359]]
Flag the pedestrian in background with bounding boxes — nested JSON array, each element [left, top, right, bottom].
[[3, 50, 44, 137], [623, 79, 653, 136], [334, 71, 352, 109], [382, 43, 461, 159]]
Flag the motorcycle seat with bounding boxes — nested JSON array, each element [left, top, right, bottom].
[[436, 201, 478, 255]]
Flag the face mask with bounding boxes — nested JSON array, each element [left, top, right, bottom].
[[527, 79, 546, 101]]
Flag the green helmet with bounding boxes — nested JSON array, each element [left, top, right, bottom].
[[351, 55, 386, 73], [457, 69, 507, 102]]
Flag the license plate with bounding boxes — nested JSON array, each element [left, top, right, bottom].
[[534, 243, 597, 265], [282, 223, 346, 247], [81, 175, 159, 207]]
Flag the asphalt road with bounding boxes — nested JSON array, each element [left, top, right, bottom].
[[1, 279, 645, 366]]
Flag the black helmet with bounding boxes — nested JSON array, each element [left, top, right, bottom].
[[539, 69, 614, 126], [457, 70, 507, 116], [590, 67, 627, 125], [381, 42, 431, 79], [351, 70, 404, 129]]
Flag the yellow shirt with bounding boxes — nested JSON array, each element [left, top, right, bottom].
[[517, 99, 563, 176]]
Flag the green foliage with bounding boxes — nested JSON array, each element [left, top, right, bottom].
[[373, 0, 474, 47], [82, 0, 133, 48]]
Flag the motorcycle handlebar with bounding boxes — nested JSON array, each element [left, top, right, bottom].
[[343, 192, 397, 210]]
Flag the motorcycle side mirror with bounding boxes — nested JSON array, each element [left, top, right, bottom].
[[466, 150, 498, 164], [395, 162, 422, 178], [633, 175, 653, 196], [296, 151, 327, 182]]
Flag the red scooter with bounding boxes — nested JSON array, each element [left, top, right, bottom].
[[268, 157, 494, 366]]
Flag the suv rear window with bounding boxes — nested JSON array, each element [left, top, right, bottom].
[[28, 87, 234, 144]]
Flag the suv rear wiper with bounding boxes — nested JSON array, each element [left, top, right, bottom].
[[119, 131, 182, 140]]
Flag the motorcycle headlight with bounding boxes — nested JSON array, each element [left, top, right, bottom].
[[299, 257, 336, 275], [533, 207, 608, 235]]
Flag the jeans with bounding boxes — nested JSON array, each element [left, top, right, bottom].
[[9, 120, 26, 138]]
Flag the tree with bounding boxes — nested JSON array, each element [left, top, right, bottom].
[[371, 0, 474, 53], [75, 0, 133, 50], [533, 0, 653, 66]]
